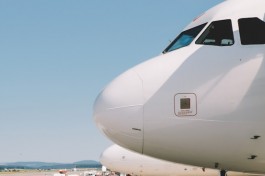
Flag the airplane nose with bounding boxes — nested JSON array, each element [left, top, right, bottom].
[[93, 69, 144, 153]]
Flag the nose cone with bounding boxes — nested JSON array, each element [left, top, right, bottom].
[[94, 69, 144, 153]]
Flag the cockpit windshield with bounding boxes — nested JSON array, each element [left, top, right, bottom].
[[163, 23, 207, 53]]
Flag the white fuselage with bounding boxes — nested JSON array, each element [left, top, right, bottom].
[[101, 145, 261, 176], [94, 0, 265, 173]]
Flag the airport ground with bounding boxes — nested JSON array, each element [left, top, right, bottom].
[[0, 168, 106, 176]]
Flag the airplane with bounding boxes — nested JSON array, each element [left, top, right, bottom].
[[101, 144, 260, 176], [94, 0, 265, 175]]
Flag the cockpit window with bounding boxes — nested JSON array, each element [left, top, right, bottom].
[[196, 20, 234, 46], [238, 17, 265, 45], [163, 23, 207, 53]]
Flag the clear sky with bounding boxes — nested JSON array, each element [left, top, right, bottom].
[[0, 0, 223, 163]]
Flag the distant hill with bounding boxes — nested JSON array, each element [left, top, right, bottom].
[[73, 160, 100, 165], [5, 162, 61, 168], [0, 160, 102, 170]]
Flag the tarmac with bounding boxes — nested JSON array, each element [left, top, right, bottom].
[[0, 169, 101, 176]]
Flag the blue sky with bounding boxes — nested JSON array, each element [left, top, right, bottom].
[[0, 0, 222, 163]]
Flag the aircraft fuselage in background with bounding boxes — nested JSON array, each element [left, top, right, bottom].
[[101, 145, 262, 176]]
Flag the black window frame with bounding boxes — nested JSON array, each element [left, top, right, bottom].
[[238, 17, 265, 45], [195, 19, 234, 47]]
